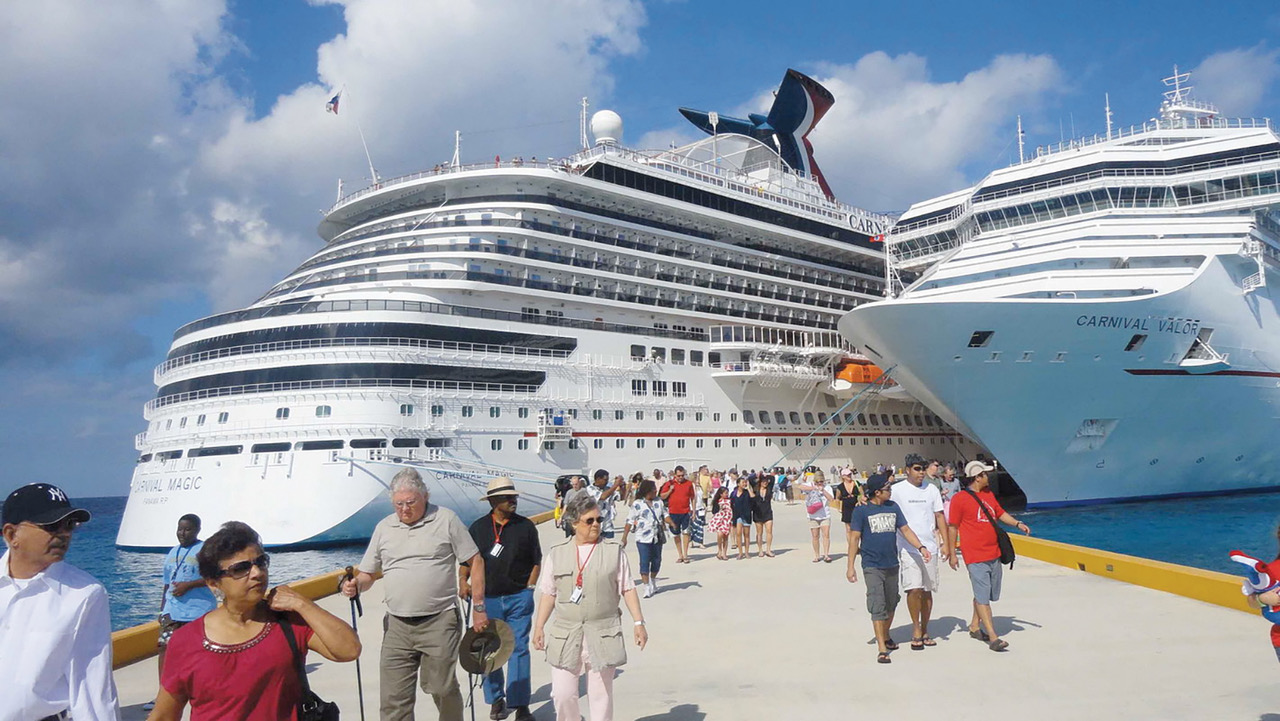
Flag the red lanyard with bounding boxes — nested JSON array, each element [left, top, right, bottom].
[[575, 542, 598, 588], [491, 515, 506, 545]]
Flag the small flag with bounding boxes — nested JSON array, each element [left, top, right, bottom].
[[325, 91, 341, 115], [870, 233, 885, 243]]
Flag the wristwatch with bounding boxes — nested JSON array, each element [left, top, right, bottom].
[[474, 603, 486, 612], [634, 620, 646, 626]]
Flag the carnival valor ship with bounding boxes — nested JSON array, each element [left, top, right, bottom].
[[840, 69, 1280, 507], [118, 70, 979, 548]]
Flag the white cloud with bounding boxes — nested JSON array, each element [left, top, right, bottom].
[[1192, 46, 1280, 116]]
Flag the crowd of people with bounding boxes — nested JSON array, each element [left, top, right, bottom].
[[23, 447, 1259, 719]]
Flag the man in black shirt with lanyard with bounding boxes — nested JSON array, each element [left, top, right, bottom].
[[461, 476, 542, 721]]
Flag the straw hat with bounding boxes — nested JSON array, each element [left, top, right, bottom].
[[458, 619, 515, 675], [481, 476, 520, 500]]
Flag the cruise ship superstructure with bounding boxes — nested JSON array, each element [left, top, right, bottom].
[[118, 70, 979, 548], [840, 69, 1280, 506]]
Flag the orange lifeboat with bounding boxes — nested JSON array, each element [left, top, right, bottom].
[[834, 358, 895, 386]]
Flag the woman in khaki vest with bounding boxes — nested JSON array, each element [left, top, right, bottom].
[[532, 494, 647, 721]]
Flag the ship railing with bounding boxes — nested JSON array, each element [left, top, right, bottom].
[[708, 325, 852, 353], [1014, 116, 1272, 167], [156, 336, 572, 378], [329, 158, 574, 212], [146, 379, 541, 413]]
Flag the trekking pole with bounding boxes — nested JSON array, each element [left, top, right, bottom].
[[466, 595, 476, 721], [341, 566, 367, 721]]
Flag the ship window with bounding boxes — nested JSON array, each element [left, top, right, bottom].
[[749, 438, 757, 447], [968, 331, 995, 348], [617, 439, 625, 448], [731, 439, 739, 448], [157, 450, 183, 461], [677, 439, 686, 449], [656, 411, 665, 421], [858, 413, 867, 425], [196, 414, 206, 426], [765, 438, 772, 446], [189, 445, 242, 457], [637, 439, 645, 448], [218, 412, 229, 424], [671, 349, 685, 364], [316, 405, 332, 418], [391, 439, 420, 448], [876, 438, 881, 445], [713, 413, 721, 422], [881, 414, 890, 425], [490, 407, 501, 418], [569, 438, 580, 449], [432, 405, 444, 417], [677, 411, 685, 421], [630, 344, 646, 360], [779, 438, 787, 447], [696, 439, 704, 448], [756, 411, 769, 425], [491, 439, 502, 451], [1125, 334, 1147, 352], [844, 413, 854, 424], [915, 415, 924, 426], [714, 439, 722, 448], [179, 417, 187, 429], [904, 415, 913, 426], [518, 439, 530, 450], [592, 409, 603, 420], [789, 412, 801, 424], [653, 381, 668, 396], [657, 439, 665, 448], [462, 406, 473, 417], [708, 351, 721, 366], [651, 347, 666, 362], [616, 410, 625, 420], [276, 408, 290, 420], [869, 415, 879, 426], [423, 438, 453, 448], [892, 415, 902, 425], [400, 404, 414, 416], [519, 407, 529, 419], [636, 411, 644, 421], [804, 412, 815, 425], [568, 409, 578, 419], [299, 440, 343, 451], [743, 410, 756, 424], [924, 416, 934, 426], [730, 413, 737, 422], [696, 412, 704, 422], [137, 454, 153, 463], [837, 438, 844, 446], [817, 413, 828, 424], [672, 382, 687, 398], [350, 439, 386, 449], [594, 439, 603, 449], [935, 416, 944, 426], [690, 350, 704, 366], [545, 442, 556, 450], [631, 380, 647, 396], [165, 419, 172, 430]]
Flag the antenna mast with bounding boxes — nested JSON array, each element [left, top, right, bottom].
[[1016, 115, 1025, 163], [1105, 93, 1113, 139], [580, 97, 589, 149], [451, 131, 461, 169]]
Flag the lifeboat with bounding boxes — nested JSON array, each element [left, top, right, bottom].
[[833, 358, 894, 387]]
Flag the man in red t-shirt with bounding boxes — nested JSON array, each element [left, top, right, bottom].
[[660, 465, 696, 563], [947, 460, 1030, 652]]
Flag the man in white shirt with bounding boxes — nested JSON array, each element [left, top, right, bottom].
[[0, 482, 120, 721], [893, 454, 952, 650], [585, 468, 624, 539]]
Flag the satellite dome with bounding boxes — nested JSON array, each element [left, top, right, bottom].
[[590, 110, 623, 146]]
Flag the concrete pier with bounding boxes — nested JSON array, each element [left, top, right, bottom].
[[113, 505, 1280, 720]]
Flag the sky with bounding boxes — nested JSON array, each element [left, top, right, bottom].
[[3, 0, 1280, 499]]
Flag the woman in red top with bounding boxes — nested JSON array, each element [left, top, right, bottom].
[[148, 521, 361, 721]]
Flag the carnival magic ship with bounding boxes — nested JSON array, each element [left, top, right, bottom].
[[118, 70, 979, 548], [841, 69, 1280, 507]]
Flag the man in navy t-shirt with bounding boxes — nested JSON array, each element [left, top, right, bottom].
[[846, 474, 931, 664]]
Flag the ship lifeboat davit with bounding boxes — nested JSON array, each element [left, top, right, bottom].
[[830, 358, 896, 394]]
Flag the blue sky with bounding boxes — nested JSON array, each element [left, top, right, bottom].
[[2, 0, 1279, 499]]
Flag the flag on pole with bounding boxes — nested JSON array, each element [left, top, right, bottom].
[[870, 233, 885, 243], [325, 91, 341, 115]]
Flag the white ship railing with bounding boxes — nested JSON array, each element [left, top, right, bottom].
[[1019, 116, 1270, 165], [146, 379, 542, 413]]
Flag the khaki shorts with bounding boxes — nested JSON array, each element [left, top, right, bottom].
[[898, 548, 940, 592], [808, 517, 830, 528]]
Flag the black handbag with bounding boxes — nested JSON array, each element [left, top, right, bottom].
[[280, 616, 340, 721], [963, 489, 1016, 567]]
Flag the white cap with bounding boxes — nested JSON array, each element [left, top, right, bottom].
[[964, 460, 996, 478]]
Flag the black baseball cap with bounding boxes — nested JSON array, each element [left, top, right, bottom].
[[864, 473, 892, 495], [2, 483, 92, 527]]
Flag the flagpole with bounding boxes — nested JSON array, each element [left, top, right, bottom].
[[328, 85, 379, 185]]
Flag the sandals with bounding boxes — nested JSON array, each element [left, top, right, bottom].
[[884, 639, 899, 651], [910, 637, 925, 651], [823, 555, 833, 563], [921, 636, 937, 647], [764, 551, 775, 557], [989, 638, 1009, 652], [877, 652, 892, 664], [812, 557, 822, 563], [969, 628, 989, 642]]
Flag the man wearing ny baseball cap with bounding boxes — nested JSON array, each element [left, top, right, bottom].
[[1, 483, 120, 720]]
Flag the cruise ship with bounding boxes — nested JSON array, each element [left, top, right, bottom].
[[840, 69, 1280, 507], [118, 70, 979, 549]]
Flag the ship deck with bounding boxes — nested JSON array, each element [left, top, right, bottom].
[[112, 505, 1280, 719]]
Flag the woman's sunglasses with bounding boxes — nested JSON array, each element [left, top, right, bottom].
[[579, 517, 602, 525], [218, 553, 270, 579]]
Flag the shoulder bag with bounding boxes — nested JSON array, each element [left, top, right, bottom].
[[280, 616, 341, 721], [651, 502, 667, 545], [963, 489, 1016, 567]]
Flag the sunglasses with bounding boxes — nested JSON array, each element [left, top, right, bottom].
[[579, 517, 602, 525], [219, 553, 270, 579], [30, 517, 80, 534]]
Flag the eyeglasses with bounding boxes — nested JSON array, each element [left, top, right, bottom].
[[218, 553, 270, 579], [30, 518, 79, 534], [393, 499, 421, 510], [579, 517, 602, 525]]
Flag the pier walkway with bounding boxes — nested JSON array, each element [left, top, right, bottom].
[[113, 505, 1280, 720]]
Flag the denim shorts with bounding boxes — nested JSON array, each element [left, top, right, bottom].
[[670, 512, 691, 534]]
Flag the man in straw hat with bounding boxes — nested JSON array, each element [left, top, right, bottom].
[[461, 476, 542, 720]]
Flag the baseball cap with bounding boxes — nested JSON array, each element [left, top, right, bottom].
[[2, 483, 92, 527], [964, 460, 996, 478], [864, 473, 892, 495]]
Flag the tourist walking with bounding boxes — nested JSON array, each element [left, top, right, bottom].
[[833, 469, 863, 546], [706, 486, 733, 560], [845, 474, 932, 664], [728, 474, 753, 559], [587, 469, 625, 540], [146, 513, 217, 711], [749, 474, 776, 557], [149, 521, 360, 719], [896, 454, 951, 650], [533, 494, 648, 721], [797, 470, 835, 562], [560, 475, 589, 538], [462, 477, 542, 721], [1, 483, 119, 721], [620, 480, 673, 596], [340, 468, 490, 721], [947, 460, 1031, 652], [659, 465, 696, 563]]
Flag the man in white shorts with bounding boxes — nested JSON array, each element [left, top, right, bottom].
[[894, 454, 952, 649]]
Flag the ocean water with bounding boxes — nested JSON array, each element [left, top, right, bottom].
[[59, 493, 1280, 631]]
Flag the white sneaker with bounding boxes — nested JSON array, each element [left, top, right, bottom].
[[642, 583, 653, 598], [650, 578, 659, 594]]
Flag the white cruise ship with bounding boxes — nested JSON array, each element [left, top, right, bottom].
[[118, 70, 980, 549], [840, 69, 1280, 507]]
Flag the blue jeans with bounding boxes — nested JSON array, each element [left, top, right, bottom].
[[637, 541, 662, 577], [482, 588, 534, 707]]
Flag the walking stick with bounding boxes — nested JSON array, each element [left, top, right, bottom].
[[341, 566, 367, 721]]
